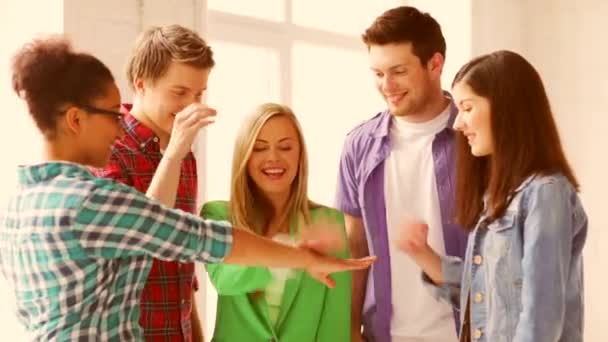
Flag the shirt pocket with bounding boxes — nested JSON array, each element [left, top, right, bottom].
[[483, 213, 518, 290]]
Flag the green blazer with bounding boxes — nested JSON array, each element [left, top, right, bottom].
[[201, 201, 352, 342]]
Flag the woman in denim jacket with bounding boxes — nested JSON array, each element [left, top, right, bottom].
[[398, 50, 587, 342]]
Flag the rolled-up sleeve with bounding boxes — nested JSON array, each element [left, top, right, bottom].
[[335, 136, 361, 217]]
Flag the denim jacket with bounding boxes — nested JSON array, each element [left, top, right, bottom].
[[429, 174, 587, 342]]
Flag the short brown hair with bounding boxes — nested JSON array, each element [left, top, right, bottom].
[[362, 6, 446, 65], [126, 25, 214, 90], [452, 50, 579, 229], [11, 36, 115, 137]]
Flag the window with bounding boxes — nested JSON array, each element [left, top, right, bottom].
[[201, 1, 396, 337]]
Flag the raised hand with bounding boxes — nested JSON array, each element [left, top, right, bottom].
[[165, 103, 216, 160]]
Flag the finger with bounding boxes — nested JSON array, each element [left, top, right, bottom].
[[324, 256, 376, 273], [312, 273, 336, 288], [198, 107, 217, 118], [182, 118, 215, 137], [182, 109, 217, 130], [195, 117, 216, 128], [342, 256, 376, 270]]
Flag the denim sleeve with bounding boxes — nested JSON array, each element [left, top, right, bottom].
[[513, 181, 575, 342], [421, 255, 463, 307]]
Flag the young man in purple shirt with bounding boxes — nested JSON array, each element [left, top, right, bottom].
[[335, 7, 468, 342]]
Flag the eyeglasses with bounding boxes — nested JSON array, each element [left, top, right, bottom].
[[79, 104, 125, 127]]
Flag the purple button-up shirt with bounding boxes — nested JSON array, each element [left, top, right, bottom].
[[335, 100, 468, 342]]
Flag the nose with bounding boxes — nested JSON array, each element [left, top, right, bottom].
[[453, 111, 465, 131], [267, 147, 280, 161], [382, 75, 396, 93]]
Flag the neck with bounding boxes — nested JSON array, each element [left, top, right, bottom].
[[130, 98, 171, 149], [399, 88, 450, 123], [43, 136, 82, 164], [264, 191, 292, 236]]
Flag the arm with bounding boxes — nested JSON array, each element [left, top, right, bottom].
[[191, 294, 203, 342], [345, 214, 368, 340], [398, 217, 463, 306], [512, 181, 579, 342], [73, 183, 232, 263], [146, 103, 216, 207], [73, 186, 374, 284], [334, 137, 367, 339]]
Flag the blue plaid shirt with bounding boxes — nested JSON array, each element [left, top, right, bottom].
[[0, 162, 232, 341]]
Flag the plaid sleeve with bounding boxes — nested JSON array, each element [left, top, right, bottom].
[[72, 181, 233, 264]]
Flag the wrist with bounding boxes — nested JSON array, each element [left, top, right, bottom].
[[161, 151, 183, 164], [299, 248, 315, 270]]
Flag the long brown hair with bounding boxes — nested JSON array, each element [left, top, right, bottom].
[[453, 50, 579, 229]]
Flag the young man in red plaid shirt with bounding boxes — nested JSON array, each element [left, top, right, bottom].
[[94, 25, 215, 342]]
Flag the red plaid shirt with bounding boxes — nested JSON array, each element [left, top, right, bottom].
[[93, 105, 199, 342]]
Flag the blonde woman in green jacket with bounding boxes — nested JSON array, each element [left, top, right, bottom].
[[201, 103, 352, 342]]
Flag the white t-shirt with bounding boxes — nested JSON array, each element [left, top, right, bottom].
[[265, 233, 297, 326], [384, 107, 458, 342]]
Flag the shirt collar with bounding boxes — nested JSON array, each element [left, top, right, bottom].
[[372, 90, 457, 139], [17, 161, 93, 185], [121, 104, 161, 152]]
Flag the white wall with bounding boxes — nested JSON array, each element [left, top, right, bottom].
[[0, 2, 64, 340], [0, 1, 605, 341]]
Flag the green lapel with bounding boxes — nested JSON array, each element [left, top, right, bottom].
[[274, 269, 305, 330]]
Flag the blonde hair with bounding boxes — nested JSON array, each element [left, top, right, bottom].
[[126, 25, 214, 90], [230, 103, 315, 234]]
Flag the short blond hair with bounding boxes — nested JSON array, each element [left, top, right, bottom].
[[126, 25, 214, 90], [230, 103, 315, 234]]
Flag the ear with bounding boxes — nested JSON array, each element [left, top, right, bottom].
[[133, 78, 146, 95], [63, 106, 85, 135], [427, 52, 445, 80]]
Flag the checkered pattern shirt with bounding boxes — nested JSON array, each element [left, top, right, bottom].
[[92, 107, 200, 341], [0, 162, 232, 341]]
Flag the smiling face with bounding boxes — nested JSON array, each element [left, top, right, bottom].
[[134, 61, 210, 135], [61, 81, 124, 168], [452, 80, 494, 157], [246, 115, 301, 200], [369, 42, 441, 120]]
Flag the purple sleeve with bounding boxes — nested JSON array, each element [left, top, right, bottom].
[[335, 137, 362, 217]]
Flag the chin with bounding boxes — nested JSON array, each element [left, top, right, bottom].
[[470, 147, 491, 157]]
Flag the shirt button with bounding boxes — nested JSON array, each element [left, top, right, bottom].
[[140, 143, 146, 148], [473, 255, 483, 265], [474, 292, 484, 303], [153, 137, 159, 143], [473, 329, 482, 339], [473, 329, 481, 340]]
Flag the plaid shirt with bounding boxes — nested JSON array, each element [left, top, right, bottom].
[[92, 108, 200, 341], [0, 162, 232, 341]]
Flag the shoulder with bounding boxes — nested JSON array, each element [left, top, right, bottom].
[[343, 111, 386, 144], [201, 200, 230, 219], [521, 173, 577, 199], [309, 205, 345, 225], [516, 173, 585, 221]]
